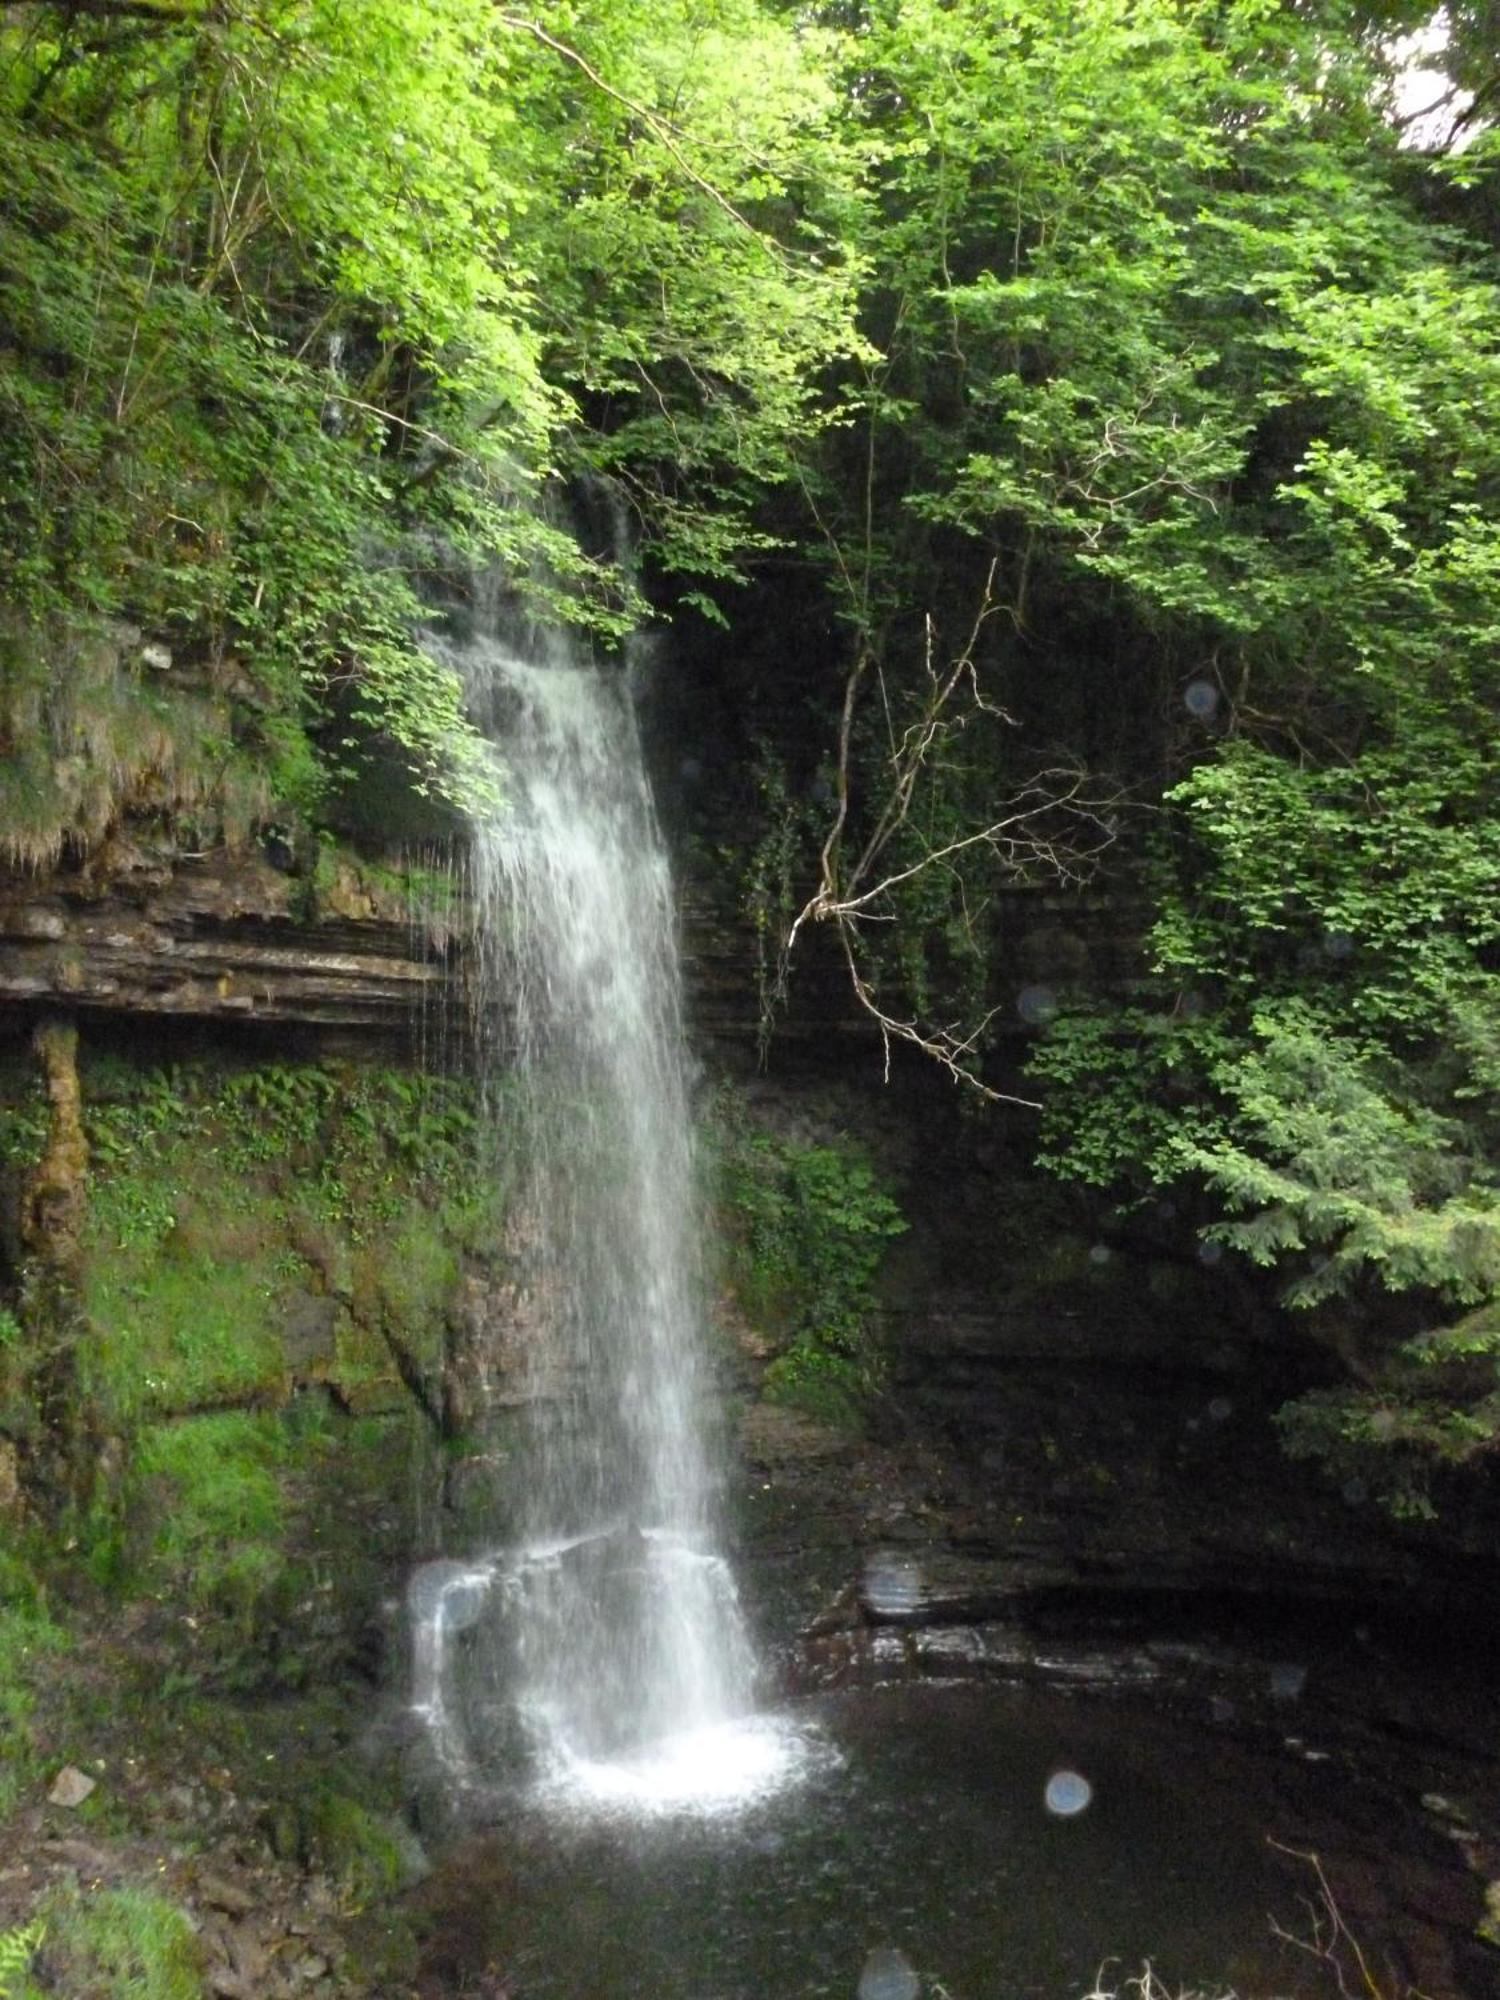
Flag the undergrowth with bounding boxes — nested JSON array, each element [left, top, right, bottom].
[[0, 1552, 66, 1817], [11, 1885, 202, 2000]]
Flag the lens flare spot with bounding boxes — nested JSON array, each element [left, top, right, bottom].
[[1044, 1769, 1093, 1817]]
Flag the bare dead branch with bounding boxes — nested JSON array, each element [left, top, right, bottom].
[[1266, 1840, 1404, 2000], [774, 558, 1122, 1102]]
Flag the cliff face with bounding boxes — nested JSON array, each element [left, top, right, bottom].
[[0, 834, 1149, 1046], [0, 840, 442, 1037], [1, 830, 1487, 1632]]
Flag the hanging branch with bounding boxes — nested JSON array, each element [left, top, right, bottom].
[[778, 560, 1121, 1105], [1266, 1841, 1392, 2000]]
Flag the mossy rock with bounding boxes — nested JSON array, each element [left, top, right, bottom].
[[296, 1788, 423, 1910]]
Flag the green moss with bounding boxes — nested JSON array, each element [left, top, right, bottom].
[[130, 1413, 288, 1619], [11, 1051, 501, 1657], [85, 1244, 288, 1423], [299, 1789, 412, 1911], [18, 1884, 203, 2000], [355, 1209, 458, 1372], [0, 1598, 67, 1816], [711, 1093, 906, 1428], [72, 1059, 496, 1430]]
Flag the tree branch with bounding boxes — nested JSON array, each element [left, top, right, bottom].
[[775, 563, 1121, 1104], [493, 11, 778, 253]]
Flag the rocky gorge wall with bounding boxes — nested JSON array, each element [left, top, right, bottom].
[[2, 828, 1493, 1647]]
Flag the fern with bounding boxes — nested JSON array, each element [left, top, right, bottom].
[[0, 1919, 44, 1997]]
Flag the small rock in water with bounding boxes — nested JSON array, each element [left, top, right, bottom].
[[858, 1944, 921, 2000], [1422, 1793, 1468, 1824], [1044, 1769, 1093, 1817], [47, 1765, 97, 1809]]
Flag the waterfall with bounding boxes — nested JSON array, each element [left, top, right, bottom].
[[409, 575, 792, 1812]]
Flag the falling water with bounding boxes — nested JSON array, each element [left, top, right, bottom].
[[410, 578, 791, 1812]]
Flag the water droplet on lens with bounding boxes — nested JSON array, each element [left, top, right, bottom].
[[1342, 1477, 1367, 1506], [1322, 928, 1354, 960], [407, 1559, 491, 1631], [1270, 1662, 1307, 1701], [858, 1945, 920, 2000], [1196, 1239, 1224, 1267], [1044, 1768, 1093, 1817], [1207, 1396, 1233, 1423], [1089, 1243, 1112, 1266], [863, 1552, 923, 1620], [1184, 679, 1220, 720], [1017, 983, 1058, 1026]]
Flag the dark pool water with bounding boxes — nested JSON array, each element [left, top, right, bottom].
[[414, 1682, 1365, 1999]]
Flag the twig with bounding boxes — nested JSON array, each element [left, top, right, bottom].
[[1267, 1839, 1397, 2000]]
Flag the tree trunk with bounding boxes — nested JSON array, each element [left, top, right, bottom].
[[19, 1014, 93, 1509]]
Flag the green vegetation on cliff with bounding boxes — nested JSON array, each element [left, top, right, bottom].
[[713, 1095, 906, 1427], [0, 1046, 499, 1657], [0, 0, 861, 848]]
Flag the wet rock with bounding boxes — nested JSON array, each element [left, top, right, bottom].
[[913, 1625, 985, 1671], [228, 1926, 272, 1985], [1423, 1793, 1472, 1826], [0, 847, 447, 1030], [209, 1972, 258, 2000], [197, 1869, 256, 1917], [282, 1292, 339, 1372], [744, 1401, 856, 1464], [49, 1837, 113, 1878], [47, 1765, 97, 1808]]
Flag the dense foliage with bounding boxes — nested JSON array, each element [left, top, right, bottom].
[[772, 0, 1500, 1507], [1, 0, 1497, 1500], [0, 0, 861, 847]]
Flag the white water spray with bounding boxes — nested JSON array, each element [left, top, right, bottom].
[[409, 581, 795, 1812]]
